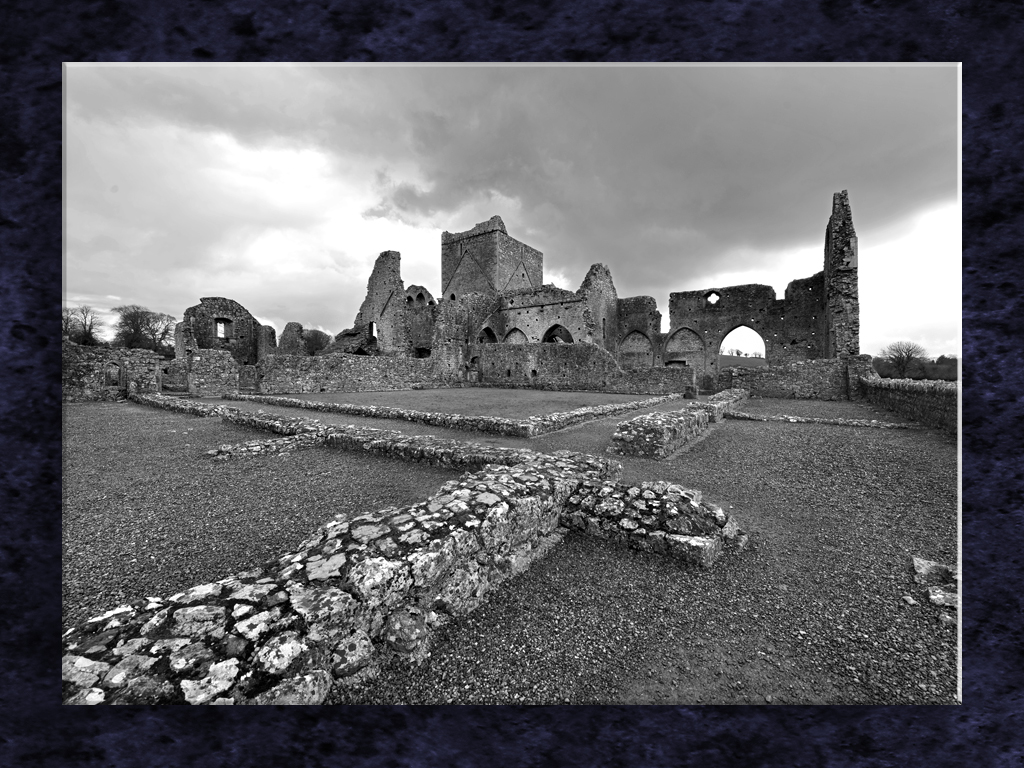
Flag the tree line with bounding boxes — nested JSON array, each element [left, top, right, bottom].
[[63, 304, 176, 356], [874, 341, 958, 381]]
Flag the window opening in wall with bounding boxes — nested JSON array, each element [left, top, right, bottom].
[[368, 321, 377, 339], [428, 300, 435, 306], [506, 369, 512, 377], [450, 294, 456, 301], [477, 327, 498, 344], [407, 296, 413, 304], [706, 292, 721, 306], [602, 318, 606, 339], [215, 318, 233, 339], [541, 324, 574, 344], [416, 292, 425, 305], [531, 369, 537, 377]]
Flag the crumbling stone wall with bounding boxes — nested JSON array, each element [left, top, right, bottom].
[[186, 350, 240, 397], [175, 298, 275, 366], [62, 402, 744, 704], [859, 377, 958, 434], [441, 216, 543, 300], [276, 322, 308, 356], [720, 356, 874, 401], [404, 285, 437, 355], [257, 353, 440, 394], [352, 251, 412, 356], [616, 296, 664, 368], [577, 264, 619, 354], [160, 359, 190, 393], [823, 190, 859, 357], [466, 342, 696, 396], [481, 285, 594, 346], [608, 389, 749, 459], [62, 341, 163, 401]]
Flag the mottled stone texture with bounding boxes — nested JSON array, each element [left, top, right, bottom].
[[466, 342, 696, 396], [483, 285, 593, 345], [860, 378, 958, 434], [257, 353, 440, 394], [353, 251, 412, 356], [176, 297, 275, 366], [441, 216, 543, 299], [721, 356, 873, 401], [61, 341, 163, 401], [276, 322, 308, 356], [823, 190, 860, 358], [186, 350, 240, 396]]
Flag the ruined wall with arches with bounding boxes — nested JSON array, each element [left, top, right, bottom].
[[61, 341, 163, 401], [175, 297, 277, 366]]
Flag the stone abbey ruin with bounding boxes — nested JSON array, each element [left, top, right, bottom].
[[61, 191, 958, 704], [138, 189, 869, 402]]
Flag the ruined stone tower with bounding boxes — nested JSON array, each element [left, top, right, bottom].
[[440, 216, 543, 301], [822, 190, 859, 357]]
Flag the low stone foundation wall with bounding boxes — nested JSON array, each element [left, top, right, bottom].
[[859, 377, 958, 435], [721, 356, 874, 401], [608, 389, 749, 459], [65, 395, 744, 705], [561, 480, 746, 565], [725, 411, 921, 429], [223, 392, 689, 438]]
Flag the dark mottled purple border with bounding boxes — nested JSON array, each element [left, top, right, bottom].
[[4, 1, 1019, 765]]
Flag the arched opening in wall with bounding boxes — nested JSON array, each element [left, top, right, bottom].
[[406, 296, 413, 304], [450, 294, 456, 301], [619, 330, 654, 369], [103, 361, 123, 388], [718, 326, 767, 369], [416, 292, 426, 306], [504, 328, 528, 344], [664, 327, 705, 382], [414, 347, 431, 358], [215, 318, 234, 339], [541, 324, 573, 344], [428, 300, 435, 306], [477, 327, 498, 344]]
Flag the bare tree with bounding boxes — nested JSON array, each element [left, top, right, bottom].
[[112, 305, 176, 353], [63, 305, 104, 345], [881, 341, 927, 378]]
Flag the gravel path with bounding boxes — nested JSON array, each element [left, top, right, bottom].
[[62, 402, 461, 631]]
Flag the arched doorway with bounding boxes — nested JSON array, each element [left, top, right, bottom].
[[541, 324, 573, 344], [619, 330, 653, 369], [718, 325, 767, 368], [664, 327, 706, 390], [104, 361, 124, 388], [504, 328, 528, 344], [477, 327, 498, 344]]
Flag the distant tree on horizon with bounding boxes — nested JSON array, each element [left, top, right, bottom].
[[881, 341, 928, 378], [111, 305, 176, 355], [62, 304, 104, 346], [302, 328, 331, 356]]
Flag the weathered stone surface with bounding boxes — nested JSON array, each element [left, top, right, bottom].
[[173, 605, 227, 637], [254, 632, 306, 675], [912, 556, 956, 586], [104, 654, 159, 687], [180, 659, 241, 705], [860, 378, 957, 435], [62, 655, 111, 688], [252, 672, 333, 705], [384, 608, 429, 653], [332, 630, 375, 677]]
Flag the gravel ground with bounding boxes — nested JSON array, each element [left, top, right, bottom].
[[64, 396, 958, 704], [61, 402, 461, 631]]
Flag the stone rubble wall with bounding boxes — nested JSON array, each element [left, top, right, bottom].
[[467, 342, 697, 396], [62, 341, 163, 402], [222, 392, 690, 438], [725, 411, 921, 429], [608, 389, 749, 459], [160, 358, 190, 392], [129, 393, 228, 418], [66, 395, 743, 705], [859, 377, 959, 435], [187, 350, 240, 397], [561, 480, 746, 567], [720, 356, 873, 401], [258, 353, 442, 394]]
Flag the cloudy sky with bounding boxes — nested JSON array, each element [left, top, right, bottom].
[[64, 64, 960, 357]]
